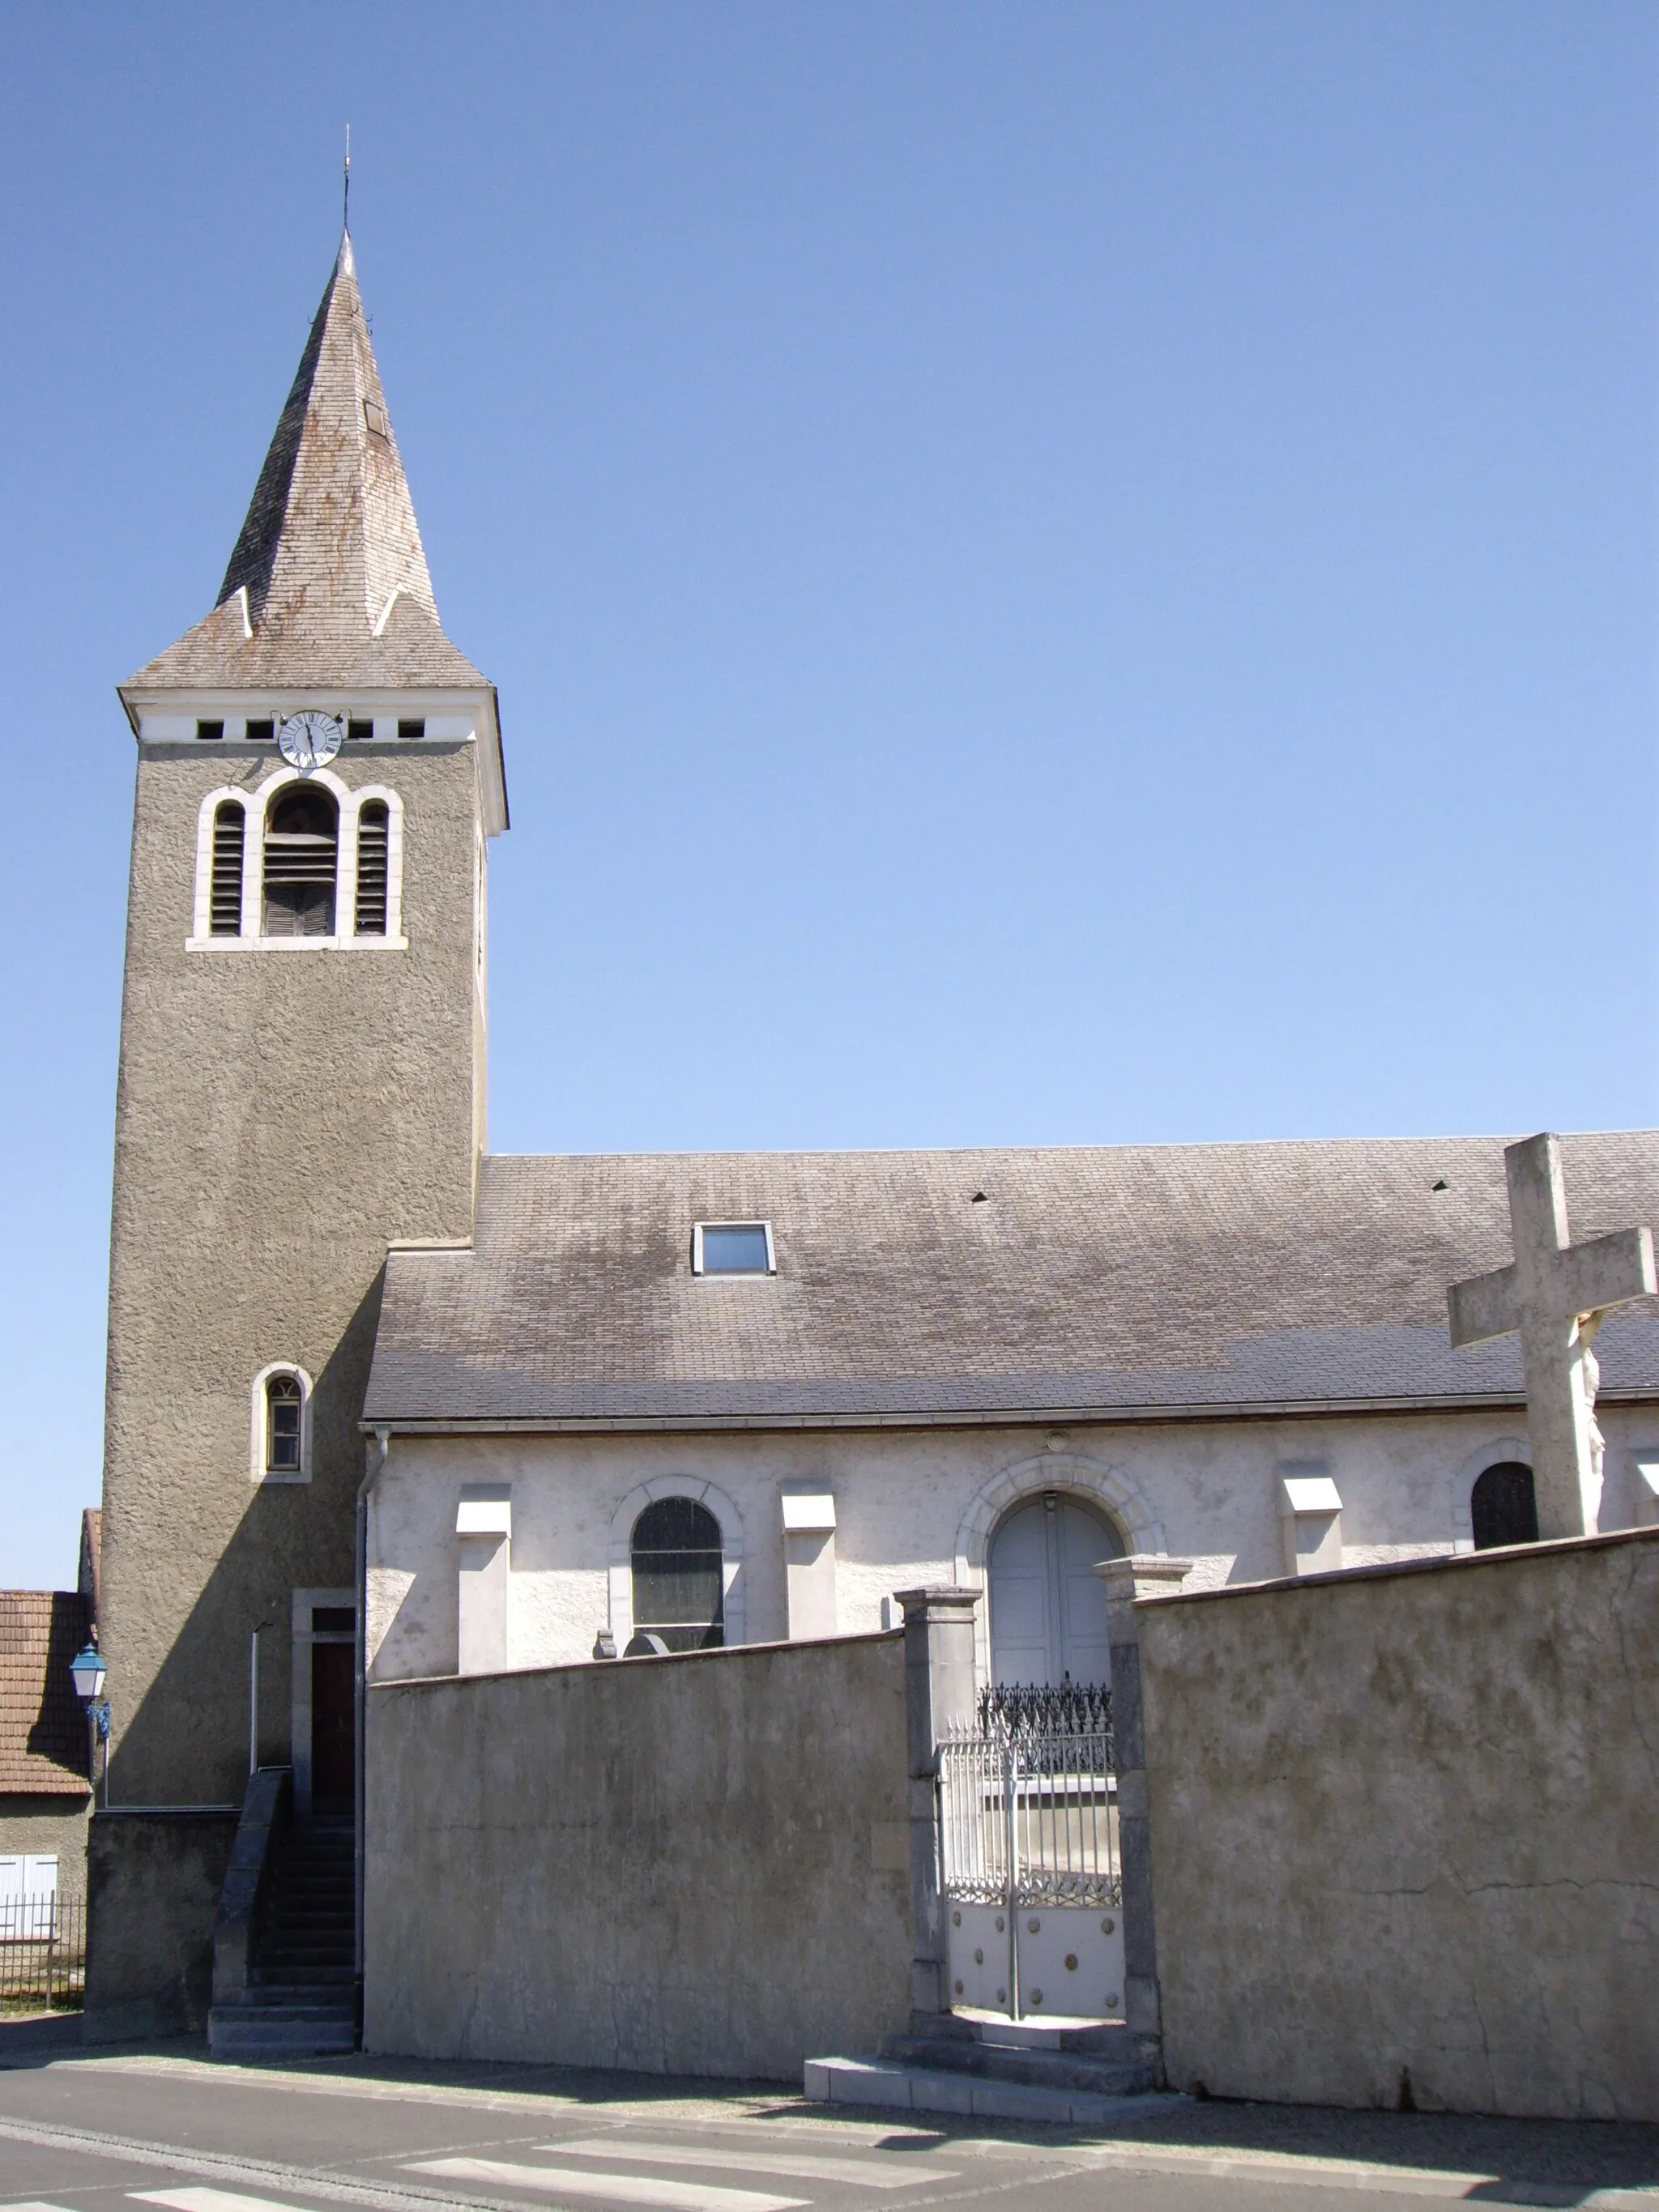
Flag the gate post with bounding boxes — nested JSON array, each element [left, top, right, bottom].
[[1098, 1556, 1192, 2061], [895, 1586, 979, 2029]]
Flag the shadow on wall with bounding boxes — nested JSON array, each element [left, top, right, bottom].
[[87, 1270, 382, 2037]]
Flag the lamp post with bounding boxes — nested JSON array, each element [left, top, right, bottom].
[[70, 1644, 110, 1809]]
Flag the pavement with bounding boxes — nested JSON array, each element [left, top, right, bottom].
[[1, 2015, 1657, 2212]]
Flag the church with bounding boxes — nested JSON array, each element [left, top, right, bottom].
[[87, 232, 1659, 2039]]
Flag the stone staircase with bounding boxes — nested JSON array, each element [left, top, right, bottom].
[[207, 1813, 356, 2059], [807, 2013, 1164, 2124]]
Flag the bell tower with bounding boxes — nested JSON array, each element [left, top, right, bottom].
[[90, 234, 506, 2033]]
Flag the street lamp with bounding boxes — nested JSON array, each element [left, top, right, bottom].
[[70, 1644, 111, 1808]]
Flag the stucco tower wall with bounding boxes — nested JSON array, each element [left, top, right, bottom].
[[1138, 1525, 1659, 2120], [93, 739, 485, 2027], [365, 1632, 913, 2078]]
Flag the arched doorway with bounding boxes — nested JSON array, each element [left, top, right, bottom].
[[987, 1493, 1123, 1687], [1471, 1461, 1537, 1550]]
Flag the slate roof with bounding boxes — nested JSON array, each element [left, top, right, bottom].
[[122, 235, 488, 694], [363, 1132, 1659, 1426], [0, 1593, 91, 1796]]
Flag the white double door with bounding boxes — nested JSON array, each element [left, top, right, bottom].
[[987, 1494, 1120, 1687]]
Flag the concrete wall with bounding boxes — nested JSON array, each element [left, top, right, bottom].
[[1137, 1526, 1659, 2120], [84, 1809, 239, 2036], [366, 1409, 1659, 1688], [365, 1631, 911, 2078], [0, 1797, 91, 1901]]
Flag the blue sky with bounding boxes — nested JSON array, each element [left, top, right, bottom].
[[1, 4, 1654, 1587]]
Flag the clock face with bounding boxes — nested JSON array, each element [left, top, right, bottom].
[[277, 711, 344, 770]]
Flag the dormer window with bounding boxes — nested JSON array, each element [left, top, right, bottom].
[[693, 1221, 774, 1276], [364, 397, 389, 441]]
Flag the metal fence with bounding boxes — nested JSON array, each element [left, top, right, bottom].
[[0, 1899, 86, 2010], [939, 1711, 1120, 1912]]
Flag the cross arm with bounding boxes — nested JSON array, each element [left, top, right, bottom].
[[1448, 1263, 1520, 1349], [1550, 1224, 1656, 1321]]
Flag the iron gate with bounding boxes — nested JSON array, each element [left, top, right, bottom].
[[938, 1684, 1124, 2021]]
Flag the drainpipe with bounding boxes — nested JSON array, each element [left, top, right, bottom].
[[354, 1423, 390, 2044]]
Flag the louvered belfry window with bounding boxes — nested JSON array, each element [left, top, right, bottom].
[[210, 801, 245, 936], [262, 786, 338, 936], [355, 801, 390, 936]]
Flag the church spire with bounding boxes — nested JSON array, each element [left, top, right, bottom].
[[125, 234, 485, 690]]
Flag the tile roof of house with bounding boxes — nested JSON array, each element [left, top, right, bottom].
[[0, 1593, 91, 1796], [122, 234, 488, 695], [363, 1130, 1659, 1426]]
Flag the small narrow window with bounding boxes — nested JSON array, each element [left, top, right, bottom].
[[397, 718, 425, 740], [262, 786, 338, 936], [348, 718, 375, 742], [209, 801, 245, 936], [364, 398, 389, 441], [629, 1499, 725, 1653], [355, 801, 389, 936], [266, 1375, 302, 1474], [693, 1221, 774, 1276], [246, 718, 274, 744], [195, 719, 224, 742]]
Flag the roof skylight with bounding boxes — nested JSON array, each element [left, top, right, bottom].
[[693, 1221, 774, 1277]]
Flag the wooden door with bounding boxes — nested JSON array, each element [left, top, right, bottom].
[[311, 1642, 356, 1809]]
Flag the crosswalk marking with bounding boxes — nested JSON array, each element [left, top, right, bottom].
[[133, 2193, 327, 2212], [406, 2157, 808, 2212], [548, 2139, 960, 2189]]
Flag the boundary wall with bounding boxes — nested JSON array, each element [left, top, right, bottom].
[[365, 1628, 914, 2078], [1134, 1525, 1659, 2119]]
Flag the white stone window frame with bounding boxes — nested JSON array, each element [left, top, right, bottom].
[[1450, 1435, 1532, 1554], [187, 768, 407, 951], [954, 1451, 1159, 1688], [251, 1361, 314, 1486], [608, 1476, 746, 1652]]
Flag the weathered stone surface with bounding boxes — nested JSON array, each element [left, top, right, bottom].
[[365, 1632, 911, 2078], [1138, 1527, 1659, 2119]]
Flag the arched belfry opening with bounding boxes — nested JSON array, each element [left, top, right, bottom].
[[987, 1490, 1124, 1688], [263, 784, 339, 936]]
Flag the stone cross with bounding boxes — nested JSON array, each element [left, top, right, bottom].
[[1448, 1132, 1655, 1541]]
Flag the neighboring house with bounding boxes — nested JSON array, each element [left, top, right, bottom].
[[0, 1515, 99, 1924]]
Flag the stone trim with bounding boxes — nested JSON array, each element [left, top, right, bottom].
[[606, 1476, 747, 1651], [187, 766, 407, 952], [1450, 1434, 1531, 1554], [249, 1361, 313, 1486], [953, 1451, 1162, 1682]]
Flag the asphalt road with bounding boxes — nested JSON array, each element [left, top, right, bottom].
[[1, 2026, 1657, 2212]]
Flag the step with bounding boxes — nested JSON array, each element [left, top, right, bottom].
[[248, 1975, 356, 1998], [209, 2009, 356, 2061], [881, 2033, 1156, 2098], [251, 1967, 355, 1989], [804, 2056, 1172, 2126], [962, 2012, 1141, 2056]]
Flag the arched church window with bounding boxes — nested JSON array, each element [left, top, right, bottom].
[[355, 801, 389, 936], [265, 1374, 303, 1476], [629, 1498, 724, 1653], [209, 800, 245, 936], [262, 786, 338, 936], [1470, 1460, 1537, 1550]]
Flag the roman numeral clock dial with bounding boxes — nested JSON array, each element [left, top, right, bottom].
[[277, 711, 345, 770]]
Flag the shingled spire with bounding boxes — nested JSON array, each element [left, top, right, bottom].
[[125, 234, 485, 690]]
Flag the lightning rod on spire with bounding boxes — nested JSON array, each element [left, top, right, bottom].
[[343, 124, 352, 234]]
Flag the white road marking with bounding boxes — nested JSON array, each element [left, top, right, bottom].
[[548, 2140, 959, 2189], [9, 2202, 81, 2211], [407, 2159, 807, 2212], [134, 2193, 339, 2212]]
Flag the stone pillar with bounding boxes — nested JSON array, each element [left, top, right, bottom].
[[1098, 1555, 1192, 2056], [895, 1586, 979, 2027]]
